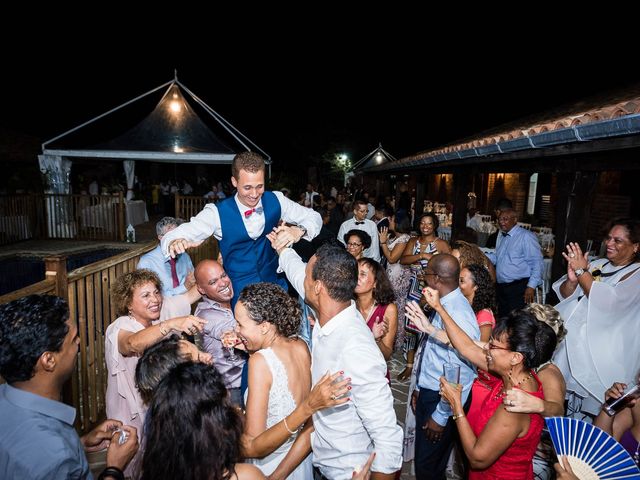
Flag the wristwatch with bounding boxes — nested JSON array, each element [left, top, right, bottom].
[[574, 268, 586, 277]]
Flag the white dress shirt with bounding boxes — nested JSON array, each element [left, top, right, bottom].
[[277, 250, 402, 478], [311, 304, 403, 478], [160, 191, 322, 256], [337, 218, 381, 262]]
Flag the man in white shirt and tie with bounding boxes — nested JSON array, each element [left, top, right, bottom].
[[270, 241, 403, 479], [337, 200, 380, 261]]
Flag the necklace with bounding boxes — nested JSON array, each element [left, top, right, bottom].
[[358, 300, 377, 323], [493, 370, 534, 401], [591, 260, 639, 280], [633, 435, 640, 466]]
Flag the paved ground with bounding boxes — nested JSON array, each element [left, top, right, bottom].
[[388, 352, 416, 479]]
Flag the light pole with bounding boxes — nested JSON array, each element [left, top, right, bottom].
[[335, 153, 352, 187]]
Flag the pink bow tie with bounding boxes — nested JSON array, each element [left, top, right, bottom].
[[244, 206, 264, 218]]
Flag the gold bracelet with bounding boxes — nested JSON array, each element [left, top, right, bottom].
[[452, 412, 465, 421], [283, 416, 298, 435]]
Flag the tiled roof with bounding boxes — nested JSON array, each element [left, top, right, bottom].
[[395, 84, 640, 167]]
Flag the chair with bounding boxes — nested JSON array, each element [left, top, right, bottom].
[[517, 222, 532, 230], [586, 239, 594, 253]]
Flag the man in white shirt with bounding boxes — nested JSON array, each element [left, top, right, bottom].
[[271, 241, 403, 479], [161, 151, 322, 306], [337, 200, 381, 261], [304, 183, 319, 207]]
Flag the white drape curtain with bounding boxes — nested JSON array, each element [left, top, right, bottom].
[[38, 154, 75, 237], [38, 154, 72, 194], [123, 160, 135, 201]]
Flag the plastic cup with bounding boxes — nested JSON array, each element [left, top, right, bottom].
[[443, 363, 461, 388]]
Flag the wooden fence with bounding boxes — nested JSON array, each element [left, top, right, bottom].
[[175, 194, 219, 264], [0, 237, 218, 432], [0, 193, 125, 245]]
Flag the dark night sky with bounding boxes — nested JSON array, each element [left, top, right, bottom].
[[1, 40, 635, 173]]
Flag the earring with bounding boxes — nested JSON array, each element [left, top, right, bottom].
[[508, 365, 513, 379]]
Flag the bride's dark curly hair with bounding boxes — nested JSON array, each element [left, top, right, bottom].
[[238, 282, 302, 337]]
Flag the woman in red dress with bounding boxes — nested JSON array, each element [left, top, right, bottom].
[[411, 289, 557, 479], [355, 258, 398, 363]]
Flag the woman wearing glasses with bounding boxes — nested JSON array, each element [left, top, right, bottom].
[[408, 290, 557, 479], [344, 229, 371, 260], [553, 218, 640, 420]]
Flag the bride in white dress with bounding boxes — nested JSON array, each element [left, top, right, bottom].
[[235, 283, 318, 478]]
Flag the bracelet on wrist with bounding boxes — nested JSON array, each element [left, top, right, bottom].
[[98, 466, 125, 480], [405, 363, 414, 367], [283, 416, 302, 436], [452, 412, 465, 421]]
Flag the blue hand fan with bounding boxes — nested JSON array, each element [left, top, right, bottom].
[[545, 417, 640, 479]]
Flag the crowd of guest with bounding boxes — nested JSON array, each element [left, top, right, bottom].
[[1, 151, 639, 480]]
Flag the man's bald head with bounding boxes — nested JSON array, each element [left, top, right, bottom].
[[429, 254, 460, 291], [195, 260, 233, 306]]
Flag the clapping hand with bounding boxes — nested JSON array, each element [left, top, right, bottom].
[[405, 301, 433, 334], [371, 316, 388, 340], [379, 227, 389, 244], [422, 287, 442, 310], [562, 242, 589, 280]]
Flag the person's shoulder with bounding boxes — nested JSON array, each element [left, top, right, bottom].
[[234, 462, 266, 479]]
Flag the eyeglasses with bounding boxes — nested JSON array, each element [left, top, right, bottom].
[[347, 242, 363, 248], [487, 339, 510, 351]]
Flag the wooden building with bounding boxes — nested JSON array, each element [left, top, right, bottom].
[[356, 86, 640, 283]]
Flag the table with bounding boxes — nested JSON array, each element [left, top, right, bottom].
[[125, 200, 148, 226]]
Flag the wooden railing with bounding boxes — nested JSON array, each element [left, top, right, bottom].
[[65, 242, 156, 431], [175, 194, 219, 263], [0, 193, 125, 245], [0, 242, 155, 431]]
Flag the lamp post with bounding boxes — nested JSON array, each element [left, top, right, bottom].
[[335, 153, 351, 187]]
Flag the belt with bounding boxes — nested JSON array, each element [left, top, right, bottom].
[[498, 277, 528, 286]]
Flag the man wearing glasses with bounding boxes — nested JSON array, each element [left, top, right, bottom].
[[413, 254, 480, 479]]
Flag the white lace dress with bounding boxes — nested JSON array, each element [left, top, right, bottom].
[[246, 348, 313, 478]]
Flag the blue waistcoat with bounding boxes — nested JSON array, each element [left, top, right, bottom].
[[217, 191, 287, 305]]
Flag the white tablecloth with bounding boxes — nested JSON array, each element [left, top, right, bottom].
[[81, 200, 148, 231], [125, 200, 148, 226], [81, 203, 115, 231]]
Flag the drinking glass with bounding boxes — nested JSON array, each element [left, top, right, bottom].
[[221, 330, 238, 362], [443, 363, 461, 388]]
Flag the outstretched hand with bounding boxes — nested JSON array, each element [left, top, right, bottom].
[[404, 301, 432, 334], [168, 238, 204, 258]]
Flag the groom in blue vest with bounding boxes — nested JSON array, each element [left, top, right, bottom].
[[161, 151, 322, 306]]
